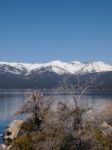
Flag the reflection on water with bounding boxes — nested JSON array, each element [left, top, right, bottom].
[[0, 90, 112, 143]]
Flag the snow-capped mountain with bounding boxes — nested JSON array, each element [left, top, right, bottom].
[[78, 61, 112, 74], [0, 60, 112, 75], [0, 60, 112, 89]]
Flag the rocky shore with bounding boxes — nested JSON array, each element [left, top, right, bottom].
[[0, 119, 112, 150], [0, 120, 23, 150]]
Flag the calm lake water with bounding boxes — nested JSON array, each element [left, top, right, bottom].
[[0, 89, 112, 143]]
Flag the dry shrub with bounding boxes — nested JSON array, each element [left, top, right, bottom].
[[11, 128, 66, 150], [10, 91, 112, 150]]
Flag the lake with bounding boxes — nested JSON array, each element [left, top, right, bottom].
[[0, 89, 112, 143], [0, 90, 31, 143]]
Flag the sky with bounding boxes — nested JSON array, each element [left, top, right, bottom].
[[0, 0, 112, 63]]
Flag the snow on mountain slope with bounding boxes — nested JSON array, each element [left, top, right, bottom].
[[0, 61, 112, 75], [79, 61, 112, 73], [44, 60, 84, 74]]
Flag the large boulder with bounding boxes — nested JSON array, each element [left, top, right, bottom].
[[100, 121, 112, 136], [3, 120, 23, 145]]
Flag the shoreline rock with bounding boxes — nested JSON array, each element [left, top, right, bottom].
[[3, 120, 23, 149]]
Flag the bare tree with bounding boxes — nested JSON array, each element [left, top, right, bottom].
[[55, 74, 101, 149], [16, 91, 52, 130]]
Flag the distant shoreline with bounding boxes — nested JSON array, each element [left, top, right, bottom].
[[0, 89, 112, 95]]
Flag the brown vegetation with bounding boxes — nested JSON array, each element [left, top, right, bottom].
[[8, 86, 112, 150]]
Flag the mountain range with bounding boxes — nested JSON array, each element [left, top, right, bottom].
[[0, 60, 112, 89]]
